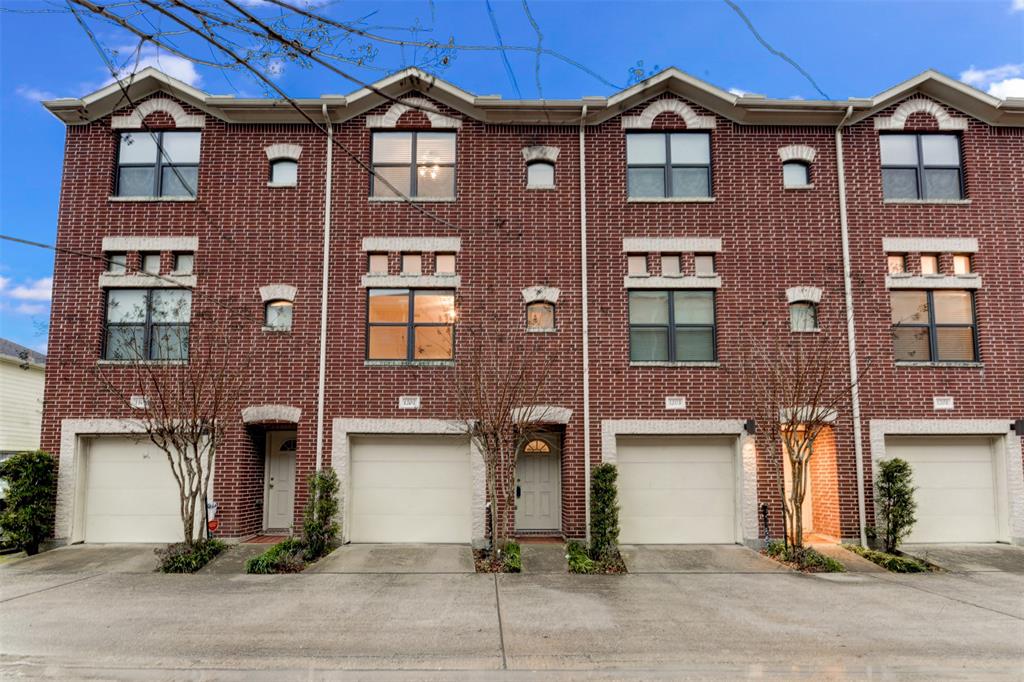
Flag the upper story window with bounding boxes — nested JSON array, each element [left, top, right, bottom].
[[368, 253, 389, 275], [173, 253, 194, 274], [694, 254, 716, 276], [402, 253, 422, 276], [890, 289, 976, 362], [628, 290, 716, 362], [661, 254, 680, 277], [435, 253, 456, 276], [919, 254, 939, 275], [790, 302, 819, 332], [269, 159, 298, 186], [104, 288, 191, 361], [887, 254, 906, 274], [367, 288, 455, 361], [953, 254, 972, 275], [265, 300, 293, 331], [107, 253, 127, 274], [880, 133, 962, 200], [141, 253, 161, 275], [526, 161, 555, 188], [116, 131, 201, 198], [526, 301, 555, 332], [371, 131, 455, 199], [627, 254, 648, 277], [626, 132, 711, 199], [782, 161, 810, 188]]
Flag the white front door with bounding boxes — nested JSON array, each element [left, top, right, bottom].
[[515, 438, 561, 531], [265, 431, 297, 530]]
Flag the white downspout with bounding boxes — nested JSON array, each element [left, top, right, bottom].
[[579, 104, 592, 544], [835, 105, 868, 546], [315, 103, 334, 472]]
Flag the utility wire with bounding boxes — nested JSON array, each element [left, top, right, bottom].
[[484, 0, 522, 98], [520, 0, 544, 99]]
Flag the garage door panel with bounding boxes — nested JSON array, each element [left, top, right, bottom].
[[912, 462, 994, 488], [916, 487, 996, 516], [620, 461, 733, 490], [351, 486, 471, 517], [352, 461, 468, 489], [351, 514, 470, 544], [620, 516, 734, 545]]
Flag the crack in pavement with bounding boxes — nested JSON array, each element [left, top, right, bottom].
[[0, 573, 101, 604]]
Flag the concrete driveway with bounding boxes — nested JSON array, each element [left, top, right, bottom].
[[307, 543, 475, 573], [0, 544, 160, 574], [619, 544, 788, 573], [903, 543, 1024, 573]]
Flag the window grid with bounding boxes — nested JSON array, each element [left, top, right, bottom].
[[103, 289, 191, 361], [626, 132, 712, 198], [891, 290, 978, 363], [628, 290, 717, 362], [880, 133, 963, 200], [365, 289, 455, 361], [115, 130, 200, 198], [371, 131, 456, 198]]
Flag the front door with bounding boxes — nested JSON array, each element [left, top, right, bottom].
[[515, 436, 561, 531], [265, 431, 297, 530]]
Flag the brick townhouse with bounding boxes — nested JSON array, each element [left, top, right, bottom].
[[39, 66, 1023, 549]]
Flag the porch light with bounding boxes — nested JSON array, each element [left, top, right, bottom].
[[744, 419, 757, 435], [1012, 419, 1024, 436]]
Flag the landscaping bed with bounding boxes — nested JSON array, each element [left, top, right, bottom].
[[566, 540, 627, 574], [474, 541, 521, 573], [763, 540, 845, 573], [156, 539, 227, 573], [843, 544, 932, 573]]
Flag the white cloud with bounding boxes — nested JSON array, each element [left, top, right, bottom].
[[987, 78, 1024, 98], [14, 303, 46, 316], [728, 87, 748, 97], [960, 63, 1024, 98], [9, 277, 52, 302], [15, 86, 56, 102], [106, 46, 202, 87], [1013, 0, 1024, 12]]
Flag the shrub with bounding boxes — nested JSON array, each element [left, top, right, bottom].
[[765, 540, 844, 573], [245, 538, 306, 574], [566, 540, 597, 574], [843, 544, 929, 573], [590, 463, 620, 560], [503, 541, 522, 573], [0, 450, 56, 555], [156, 539, 227, 573], [302, 468, 340, 561], [873, 458, 917, 553]]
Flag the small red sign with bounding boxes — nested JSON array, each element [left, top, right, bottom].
[[208, 519, 220, 532]]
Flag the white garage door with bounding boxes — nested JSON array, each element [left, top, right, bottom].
[[617, 436, 737, 544], [885, 436, 1001, 543], [349, 435, 472, 543], [84, 436, 183, 543]]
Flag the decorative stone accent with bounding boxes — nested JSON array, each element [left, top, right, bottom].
[[874, 97, 968, 131], [882, 237, 978, 253], [624, 275, 721, 290], [521, 146, 560, 163], [366, 97, 462, 129], [621, 237, 722, 253], [886, 275, 981, 290], [361, 274, 461, 289], [521, 286, 560, 304], [786, 286, 823, 304], [361, 236, 461, 252], [111, 97, 205, 129], [777, 145, 817, 163], [98, 274, 196, 289], [241, 404, 301, 424], [779, 406, 837, 423], [258, 284, 297, 302], [511, 405, 572, 424], [621, 98, 716, 130], [102, 236, 199, 252], [264, 143, 303, 161]]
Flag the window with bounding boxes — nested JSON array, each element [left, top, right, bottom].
[[887, 254, 906, 274], [920, 254, 938, 275], [104, 288, 191, 361], [880, 134, 962, 200], [107, 253, 126, 274], [141, 253, 161, 275], [368, 253, 389, 275], [890, 290, 977, 362], [953, 254, 972, 275], [526, 161, 555, 188], [435, 253, 456, 275], [402, 253, 422, 276], [694, 254, 715, 276], [526, 302, 555, 331], [790, 302, 819, 332], [367, 289, 455, 360], [628, 290, 715, 362], [661, 254, 680, 277], [270, 159, 298, 186], [626, 132, 711, 198], [627, 255, 648, 277], [116, 131, 201, 198], [523, 439, 551, 453], [265, 300, 293, 331], [782, 161, 810, 188], [371, 131, 456, 198], [173, 253, 194, 274]]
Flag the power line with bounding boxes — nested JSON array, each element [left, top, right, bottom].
[[484, 0, 522, 98], [520, 0, 543, 99]]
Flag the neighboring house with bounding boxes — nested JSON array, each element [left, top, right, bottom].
[[39, 66, 1023, 548], [0, 338, 47, 460]]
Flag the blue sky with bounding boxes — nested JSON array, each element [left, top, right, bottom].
[[1, 0, 1022, 353]]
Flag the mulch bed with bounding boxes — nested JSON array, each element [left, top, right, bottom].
[[473, 549, 513, 573]]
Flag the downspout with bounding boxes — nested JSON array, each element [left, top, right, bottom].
[[315, 103, 334, 472], [579, 104, 592, 544], [835, 105, 868, 546]]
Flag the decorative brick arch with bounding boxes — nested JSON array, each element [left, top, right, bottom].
[[111, 97, 205, 129], [264, 143, 302, 161], [241, 404, 301, 425], [259, 284, 297, 302], [778, 145, 817, 164], [786, 286, 822, 304], [621, 98, 716, 130], [521, 146, 560, 163], [521, 286, 560, 304], [874, 97, 967, 131], [366, 96, 462, 129]]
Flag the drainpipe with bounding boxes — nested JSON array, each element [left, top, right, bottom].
[[835, 105, 868, 546], [579, 104, 592, 544], [315, 103, 334, 472]]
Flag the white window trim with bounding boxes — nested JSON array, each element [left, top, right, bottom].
[[882, 237, 978, 253], [777, 144, 817, 163], [622, 237, 722, 253], [264, 143, 303, 161], [621, 98, 716, 130], [102, 236, 198, 252], [873, 98, 968, 131], [111, 97, 205, 129], [521, 286, 560, 304], [259, 284, 297, 302], [361, 274, 461, 289], [786, 286, 823, 304], [625, 275, 721, 289], [361, 237, 461, 253], [886, 274, 981, 289], [98, 273, 195, 288], [366, 97, 462, 129]]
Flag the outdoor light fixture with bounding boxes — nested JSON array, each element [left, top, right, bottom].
[[744, 419, 757, 435], [1012, 419, 1024, 436]]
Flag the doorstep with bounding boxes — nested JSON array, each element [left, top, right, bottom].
[[808, 542, 886, 573], [198, 543, 270, 575], [519, 543, 567, 573]]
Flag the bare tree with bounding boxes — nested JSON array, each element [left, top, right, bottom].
[[94, 290, 244, 547]]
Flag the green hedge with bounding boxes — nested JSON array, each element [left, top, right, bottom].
[[0, 450, 56, 555], [844, 544, 929, 573], [245, 538, 306, 574], [766, 540, 845, 573], [589, 463, 620, 560], [566, 540, 597, 574], [156, 539, 227, 573]]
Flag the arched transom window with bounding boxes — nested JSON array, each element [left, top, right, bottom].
[[523, 439, 551, 453]]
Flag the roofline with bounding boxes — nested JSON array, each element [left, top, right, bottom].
[[0, 353, 45, 370]]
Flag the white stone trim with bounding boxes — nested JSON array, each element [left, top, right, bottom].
[[331, 418, 485, 546], [511, 405, 572, 424], [98, 273, 196, 288], [102, 236, 198, 252], [111, 97, 205, 129], [361, 237, 461, 253], [366, 97, 462, 129], [600, 419, 756, 545], [258, 284, 297, 303], [621, 98, 716, 130], [786, 286, 823, 304], [625, 275, 721, 289], [886, 274, 981, 289], [241, 404, 301, 424], [779, 406, 838, 423], [882, 237, 978, 253], [868, 419, 1024, 544], [874, 98, 968, 131], [264, 143, 303, 161], [622, 237, 722, 253], [521, 286, 560, 304], [361, 274, 461, 289], [521, 146, 560, 163], [777, 145, 817, 163]]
